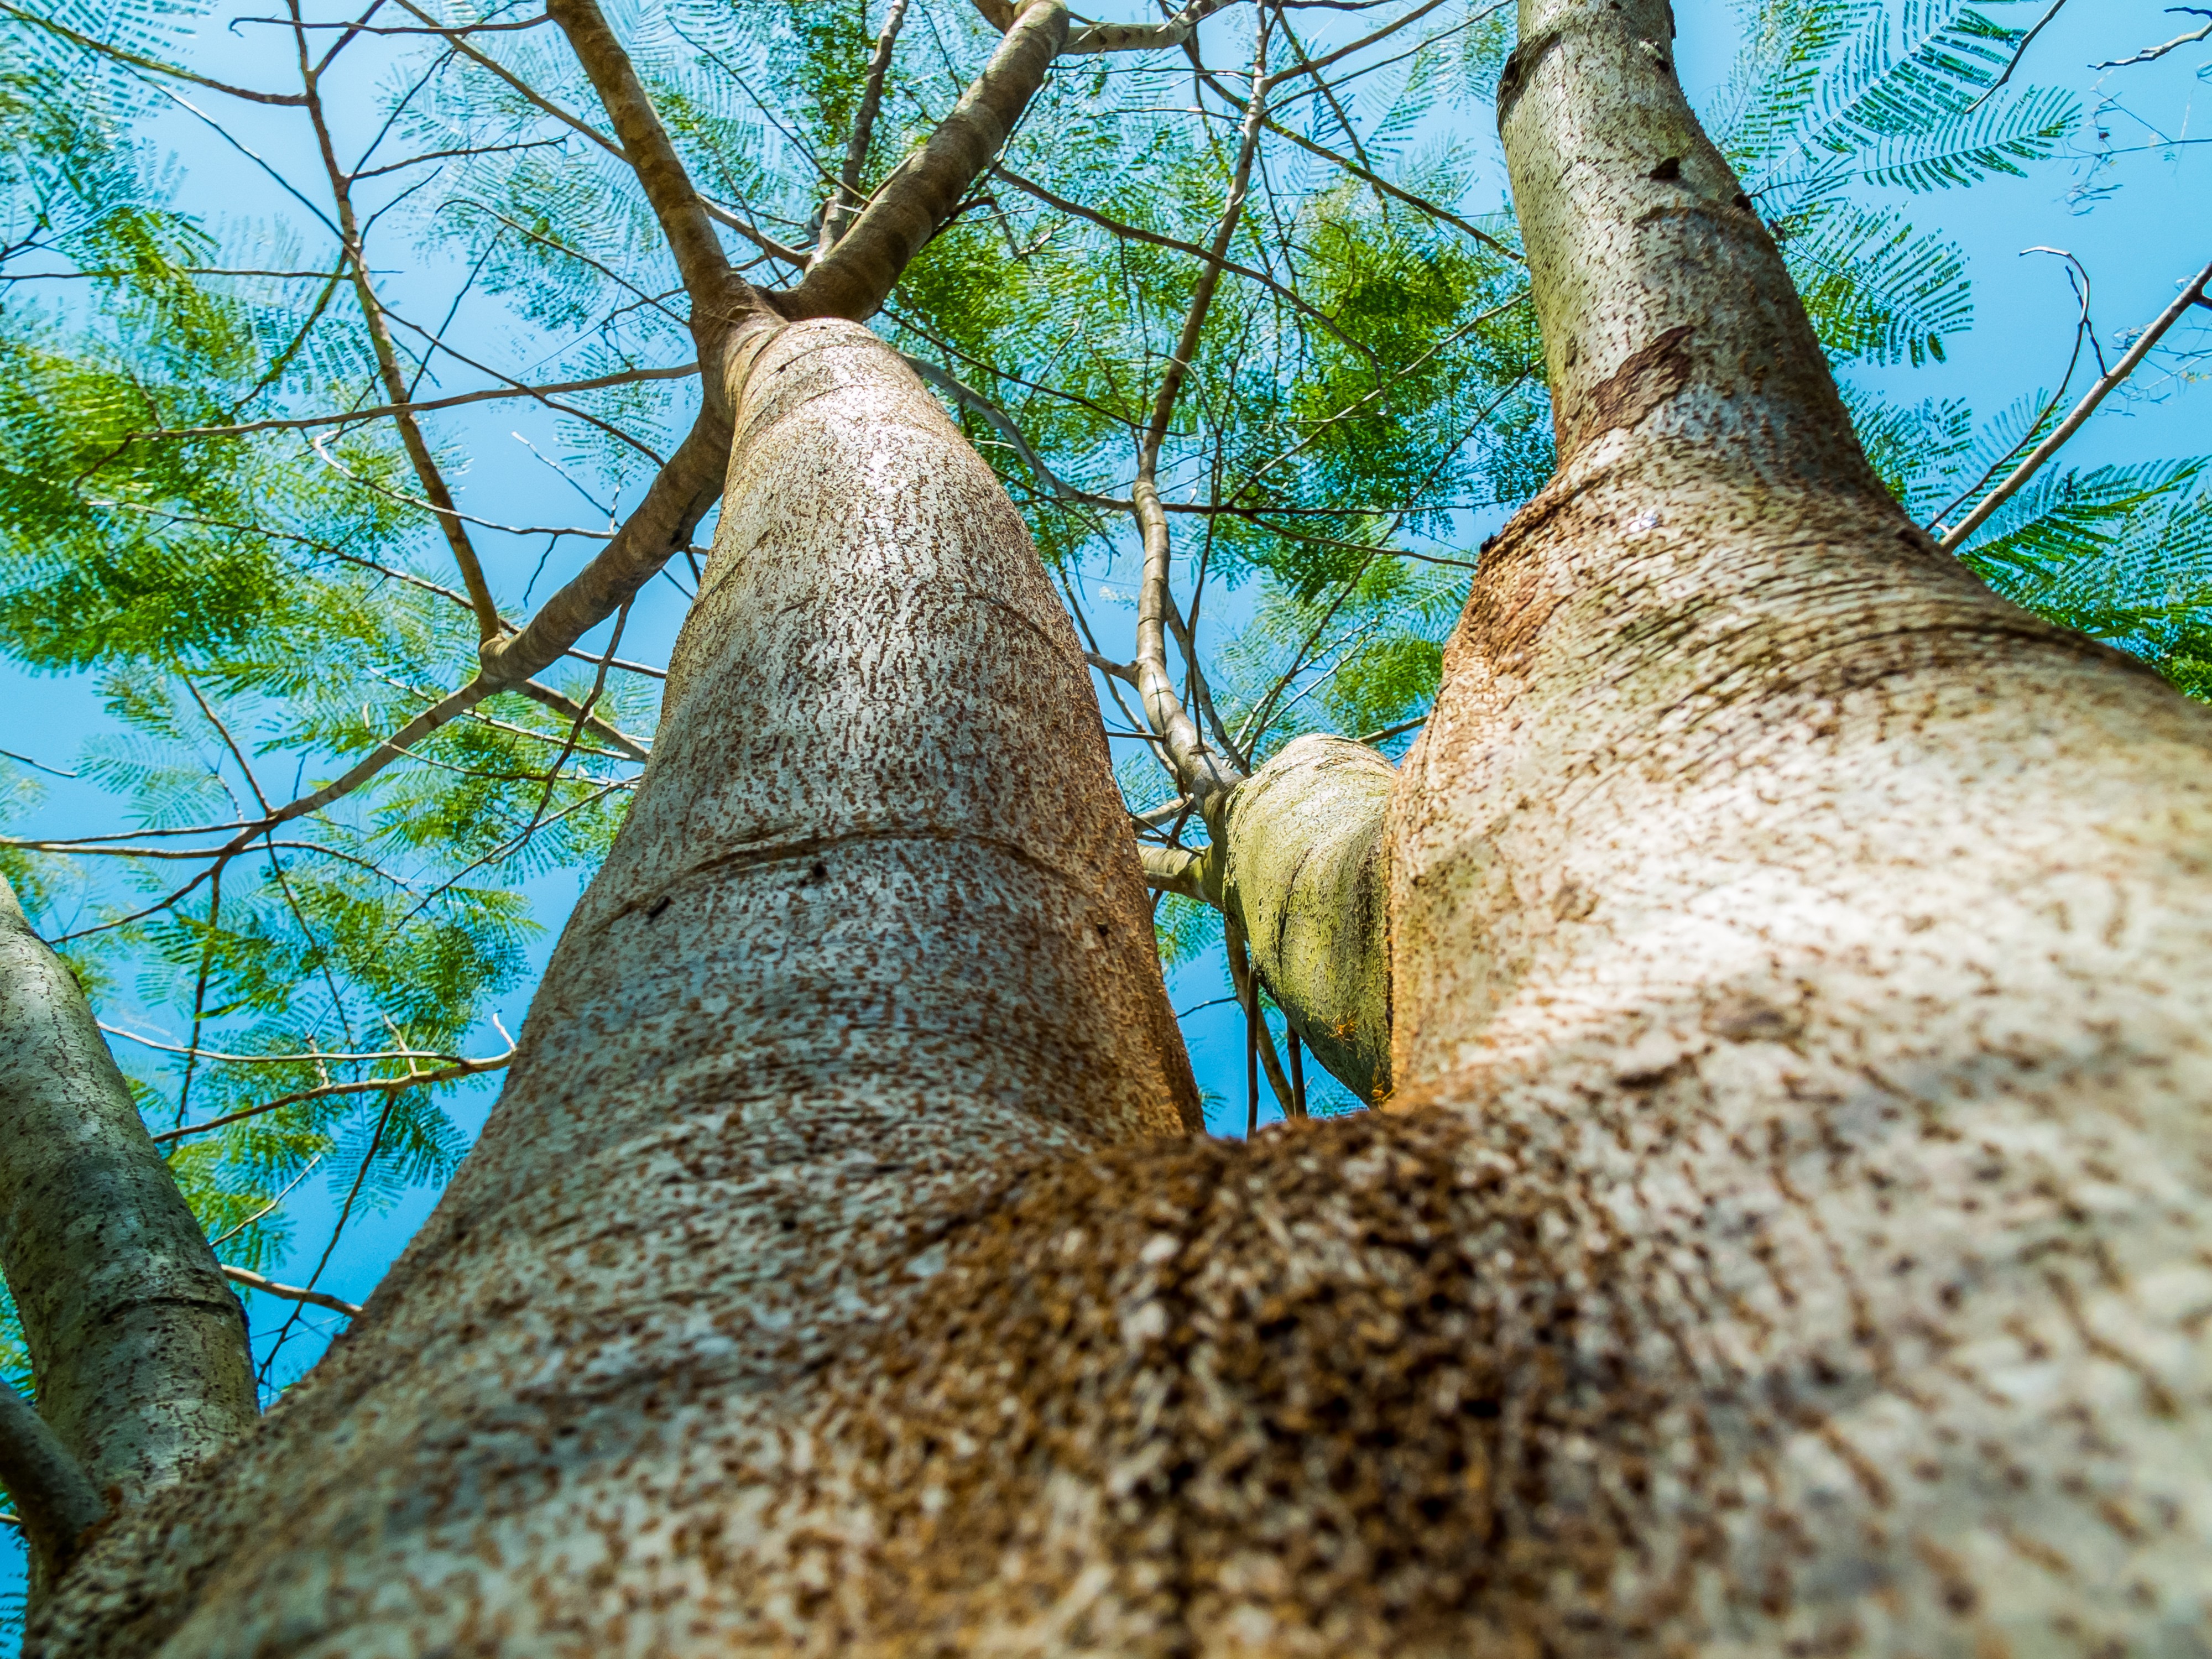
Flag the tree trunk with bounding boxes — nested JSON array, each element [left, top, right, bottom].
[[27, 320, 1198, 1655], [1378, 0, 2212, 1647], [0, 878, 254, 1604], [28, 3, 2212, 1652]]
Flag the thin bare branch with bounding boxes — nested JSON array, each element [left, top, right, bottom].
[[1939, 255, 2212, 550], [2096, 7, 2212, 68], [154, 1050, 514, 1144], [391, 0, 627, 157], [816, 0, 913, 263], [1131, 30, 1270, 826], [0, 0, 306, 103], [218, 1267, 361, 1318], [142, 366, 701, 438]]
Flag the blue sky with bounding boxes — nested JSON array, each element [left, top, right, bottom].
[[4, 0, 2210, 1610]]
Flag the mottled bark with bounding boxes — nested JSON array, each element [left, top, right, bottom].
[[29, 321, 1199, 1657], [0, 878, 255, 1605], [1374, 0, 2212, 1647], [27, 1, 2212, 1652]]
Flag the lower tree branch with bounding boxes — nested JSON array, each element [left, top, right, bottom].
[[0, 1378, 105, 1591]]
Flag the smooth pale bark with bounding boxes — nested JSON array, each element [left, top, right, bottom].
[[29, 321, 1199, 1657], [1220, 735, 1393, 1105], [0, 877, 254, 1603]]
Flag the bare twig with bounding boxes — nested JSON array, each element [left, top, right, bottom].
[[1965, 0, 2072, 112], [2096, 7, 2212, 68], [219, 1266, 362, 1318], [1939, 255, 2212, 550], [153, 1050, 515, 1144], [147, 363, 700, 437]]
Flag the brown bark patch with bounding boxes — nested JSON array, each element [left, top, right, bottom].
[[1572, 324, 1695, 452]]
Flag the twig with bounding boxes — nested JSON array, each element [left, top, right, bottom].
[[152, 1050, 514, 1143], [220, 1266, 362, 1318], [2096, 7, 2212, 69], [1966, 0, 2071, 112], [1939, 255, 2212, 551], [145, 363, 700, 437]]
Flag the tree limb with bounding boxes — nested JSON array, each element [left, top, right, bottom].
[[775, 0, 1070, 321], [1131, 32, 1269, 828], [545, 0, 750, 340], [0, 1378, 105, 1590], [1065, 0, 1241, 54], [815, 0, 912, 263], [2095, 7, 2212, 68], [989, 163, 1360, 339], [1939, 254, 2212, 551], [218, 1267, 362, 1318], [153, 1050, 515, 1144], [147, 362, 700, 437], [0, 877, 256, 1573]]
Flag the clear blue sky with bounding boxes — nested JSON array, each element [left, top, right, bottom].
[[4, 0, 2209, 1614]]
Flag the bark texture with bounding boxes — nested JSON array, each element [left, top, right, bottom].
[[29, 2, 2212, 1651], [29, 321, 1198, 1657], [1375, 0, 2212, 1648], [0, 876, 254, 1584], [1221, 734, 1393, 1105]]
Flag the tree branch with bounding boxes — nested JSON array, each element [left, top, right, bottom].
[[0, 877, 256, 1555], [147, 362, 700, 437], [0, 1378, 104, 1590], [218, 1267, 362, 1318], [546, 0, 740, 327], [479, 405, 737, 687], [989, 162, 1359, 340], [152, 1050, 515, 1144], [0, 0, 306, 105], [295, 36, 505, 640], [775, 0, 1070, 320], [815, 0, 912, 263], [1939, 255, 2212, 551], [1131, 32, 1269, 827], [1065, 0, 1241, 54], [392, 0, 626, 159], [2095, 7, 2212, 68]]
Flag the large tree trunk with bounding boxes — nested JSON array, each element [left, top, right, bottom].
[[28, 2, 2212, 1653], [27, 320, 1198, 1656]]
